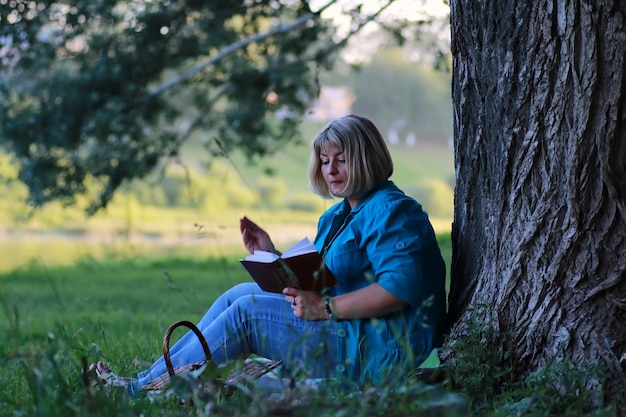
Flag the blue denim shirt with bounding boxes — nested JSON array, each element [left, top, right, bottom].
[[314, 180, 447, 383]]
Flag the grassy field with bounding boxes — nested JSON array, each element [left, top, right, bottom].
[[0, 256, 244, 416], [1, 236, 461, 416], [3, 236, 621, 417]]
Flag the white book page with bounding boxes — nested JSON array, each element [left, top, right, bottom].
[[243, 250, 279, 263], [282, 237, 316, 258], [243, 237, 316, 262]]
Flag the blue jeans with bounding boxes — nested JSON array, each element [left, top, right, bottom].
[[135, 282, 343, 389]]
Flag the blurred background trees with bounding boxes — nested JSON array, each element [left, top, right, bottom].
[[0, 0, 452, 215]]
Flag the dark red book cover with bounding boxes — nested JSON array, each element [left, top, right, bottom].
[[240, 250, 337, 293]]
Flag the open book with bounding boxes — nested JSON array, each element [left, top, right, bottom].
[[240, 237, 337, 293]]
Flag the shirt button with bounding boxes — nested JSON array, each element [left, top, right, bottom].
[[337, 329, 346, 337], [335, 364, 346, 372]]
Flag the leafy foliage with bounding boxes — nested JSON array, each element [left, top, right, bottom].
[[443, 303, 516, 405], [441, 303, 615, 416], [0, 1, 342, 212]]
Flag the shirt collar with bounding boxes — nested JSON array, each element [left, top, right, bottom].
[[343, 180, 393, 214]]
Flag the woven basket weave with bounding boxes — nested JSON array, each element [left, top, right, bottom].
[[141, 320, 282, 393]]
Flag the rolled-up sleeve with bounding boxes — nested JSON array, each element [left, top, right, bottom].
[[364, 199, 443, 309]]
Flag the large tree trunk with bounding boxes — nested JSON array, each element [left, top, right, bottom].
[[447, 0, 626, 394]]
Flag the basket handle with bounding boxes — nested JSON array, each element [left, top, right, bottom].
[[163, 320, 212, 376]]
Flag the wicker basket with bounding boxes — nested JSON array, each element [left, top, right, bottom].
[[141, 319, 282, 393]]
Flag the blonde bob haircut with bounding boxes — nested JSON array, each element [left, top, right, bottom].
[[309, 114, 394, 199]]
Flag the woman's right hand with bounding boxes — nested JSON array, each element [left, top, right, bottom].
[[240, 216, 277, 254]]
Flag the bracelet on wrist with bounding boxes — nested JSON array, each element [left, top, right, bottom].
[[324, 297, 338, 321]]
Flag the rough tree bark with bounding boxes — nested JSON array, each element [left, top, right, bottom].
[[447, 0, 626, 394]]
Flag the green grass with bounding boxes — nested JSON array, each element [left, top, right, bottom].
[[1, 256, 247, 415], [0, 235, 459, 416], [3, 234, 624, 416], [1, 233, 452, 340]]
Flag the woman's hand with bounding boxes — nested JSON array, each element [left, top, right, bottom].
[[240, 216, 277, 254], [283, 288, 328, 321], [286, 284, 408, 321]]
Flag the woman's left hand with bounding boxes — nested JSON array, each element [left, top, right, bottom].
[[282, 288, 327, 320]]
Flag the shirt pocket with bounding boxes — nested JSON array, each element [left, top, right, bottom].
[[326, 236, 371, 288]]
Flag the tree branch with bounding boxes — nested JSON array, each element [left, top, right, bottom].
[[139, 0, 339, 103], [238, 0, 399, 93], [138, 0, 400, 104]]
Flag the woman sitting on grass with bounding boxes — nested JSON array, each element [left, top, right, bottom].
[[89, 114, 448, 397]]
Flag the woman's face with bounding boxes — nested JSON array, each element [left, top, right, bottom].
[[320, 145, 357, 206]]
